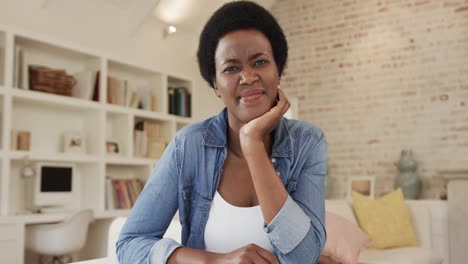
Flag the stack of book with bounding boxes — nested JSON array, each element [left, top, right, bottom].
[[106, 177, 146, 210], [91, 72, 157, 111], [107, 75, 155, 110], [134, 120, 167, 158], [168, 87, 191, 117]]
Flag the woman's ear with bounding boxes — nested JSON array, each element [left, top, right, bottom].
[[213, 84, 221, 98]]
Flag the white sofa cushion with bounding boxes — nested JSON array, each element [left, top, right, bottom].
[[406, 202, 432, 249], [359, 247, 442, 264]]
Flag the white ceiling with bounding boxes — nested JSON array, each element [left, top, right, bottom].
[[152, 0, 278, 33], [9, 0, 277, 40], [35, 0, 163, 37]]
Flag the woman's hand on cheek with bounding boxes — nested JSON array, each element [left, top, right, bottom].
[[239, 87, 290, 151]]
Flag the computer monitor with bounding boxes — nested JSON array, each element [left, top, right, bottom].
[[34, 162, 78, 209]]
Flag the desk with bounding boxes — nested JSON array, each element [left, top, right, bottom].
[[0, 214, 66, 264], [0, 210, 128, 264]]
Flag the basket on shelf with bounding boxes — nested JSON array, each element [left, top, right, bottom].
[[29, 65, 77, 96]]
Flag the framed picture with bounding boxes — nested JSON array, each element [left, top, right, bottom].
[[63, 131, 86, 154], [347, 176, 375, 199], [106, 140, 120, 154]]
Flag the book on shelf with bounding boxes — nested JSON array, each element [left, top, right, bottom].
[[118, 80, 125, 106], [151, 95, 158, 112], [168, 86, 191, 117], [14, 46, 31, 90], [107, 75, 120, 105], [168, 87, 176, 114], [119, 180, 132, 209], [13, 46, 22, 89], [125, 81, 132, 107], [186, 92, 191, 117], [22, 51, 30, 90], [133, 130, 148, 158], [92, 71, 100, 102], [148, 141, 166, 159], [106, 177, 146, 210], [134, 120, 167, 158], [106, 76, 154, 110], [175, 88, 183, 116]]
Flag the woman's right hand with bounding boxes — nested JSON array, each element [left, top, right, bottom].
[[211, 244, 279, 264]]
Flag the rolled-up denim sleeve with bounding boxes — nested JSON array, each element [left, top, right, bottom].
[[116, 138, 182, 264], [265, 134, 328, 263]]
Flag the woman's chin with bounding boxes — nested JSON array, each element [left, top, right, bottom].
[[238, 105, 270, 123]]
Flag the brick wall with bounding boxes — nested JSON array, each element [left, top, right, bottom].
[[270, 0, 468, 199]]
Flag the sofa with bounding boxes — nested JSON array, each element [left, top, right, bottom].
[[325, 199, 443, 264], [106, 201, 443, 264]]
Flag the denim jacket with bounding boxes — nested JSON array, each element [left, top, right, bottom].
[[117, 108, 328, 264]]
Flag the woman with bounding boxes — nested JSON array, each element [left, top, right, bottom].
[[117, 1, 327, 263]]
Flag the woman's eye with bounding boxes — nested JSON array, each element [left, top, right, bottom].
[[254, 60, 268, 66], [223, 66, 239, 73]]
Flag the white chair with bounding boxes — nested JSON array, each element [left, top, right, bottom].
[[107, 217, 127, 262], [26, 209, 94, 263]]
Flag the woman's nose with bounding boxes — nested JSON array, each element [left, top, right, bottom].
[[239, 69, 259, 85]]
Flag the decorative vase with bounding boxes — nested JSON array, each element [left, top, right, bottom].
[[394, 149, 422, 199]]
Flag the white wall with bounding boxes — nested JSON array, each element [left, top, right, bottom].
[[0, 0, 223, 120]]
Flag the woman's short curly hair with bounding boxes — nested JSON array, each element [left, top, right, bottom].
[[197, 1, 288, 88]]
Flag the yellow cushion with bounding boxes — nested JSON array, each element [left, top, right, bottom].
[[351, 188, 419, 249]]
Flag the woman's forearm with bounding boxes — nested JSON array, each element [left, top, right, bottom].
[[242, 139, 288, 224], [167, 247, 221, 264]]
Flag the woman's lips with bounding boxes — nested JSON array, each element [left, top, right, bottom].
[[240, 91, 263, 103]]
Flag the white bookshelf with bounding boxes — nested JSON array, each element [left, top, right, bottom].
[[0, 26, 194, 217]]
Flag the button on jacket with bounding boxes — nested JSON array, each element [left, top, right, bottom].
[[117, 108, 328, 263]]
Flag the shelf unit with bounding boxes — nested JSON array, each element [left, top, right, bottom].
[[0, 27, 194, 216]]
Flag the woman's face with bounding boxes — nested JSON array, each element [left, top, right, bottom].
[[213, 29, 279, 126]]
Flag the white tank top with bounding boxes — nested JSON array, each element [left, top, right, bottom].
[[204, 191, 274, 253]]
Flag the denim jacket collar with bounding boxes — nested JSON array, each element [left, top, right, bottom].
[[202, 108, 291, 158]]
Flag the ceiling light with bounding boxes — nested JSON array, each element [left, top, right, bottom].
[[163, 25, 177, 38], [168, 25, 177, 34]]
